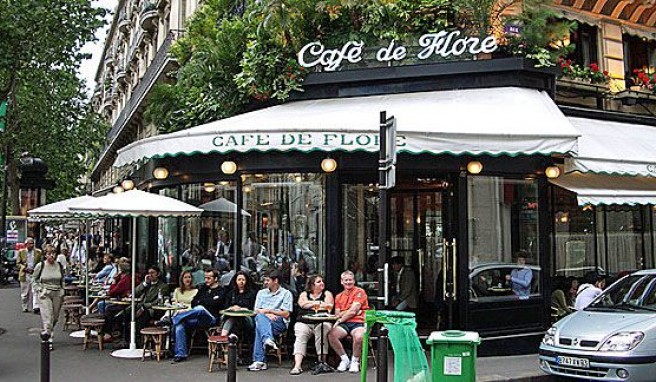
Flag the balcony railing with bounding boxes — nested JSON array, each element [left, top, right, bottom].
[[94, 30, 183, 177]]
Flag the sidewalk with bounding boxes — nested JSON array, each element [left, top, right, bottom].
[[0, 286, 556, 382]]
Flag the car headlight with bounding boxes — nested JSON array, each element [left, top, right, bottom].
[[600, 332, 644, 352], [542, 326, 557, 346]]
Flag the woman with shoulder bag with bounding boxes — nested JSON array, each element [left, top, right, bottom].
[[32, 244, 65, 350]]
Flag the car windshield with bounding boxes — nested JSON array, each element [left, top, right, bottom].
[[588, 275, 656, 312]]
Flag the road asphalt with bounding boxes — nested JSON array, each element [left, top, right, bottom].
[[0, 284, 563, 382]]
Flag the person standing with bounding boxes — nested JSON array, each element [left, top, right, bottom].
[[32, 244, 64, 350], [390, 256, 418, 311], [328, 270, 370, 373], [17, 237, 42, 313], [248, 270, 293, 371]]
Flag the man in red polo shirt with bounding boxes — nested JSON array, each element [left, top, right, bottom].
[[328, 270, 369, 373]]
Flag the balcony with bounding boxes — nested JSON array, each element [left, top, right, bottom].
[[116, 66, 127, 84], [118, 11, 130, 34], [140, 2, 158, 32]]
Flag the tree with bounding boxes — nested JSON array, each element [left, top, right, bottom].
[[0, 0, 107, 213]]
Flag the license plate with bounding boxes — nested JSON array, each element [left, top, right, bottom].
[[556, 356, 590, 369]]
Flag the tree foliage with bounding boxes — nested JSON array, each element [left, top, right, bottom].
[[0, 0, 108, 208]]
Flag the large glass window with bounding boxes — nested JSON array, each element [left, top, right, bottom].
[[468, 177, 540, 302], [241, 173, 325, 292], [342, 184, 379, 284], [605, 206, 644, 273]]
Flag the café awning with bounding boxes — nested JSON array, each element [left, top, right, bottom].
[[114, 87, 579, 167], [550, 172, 656, 206], [565, 117, 656, 177]]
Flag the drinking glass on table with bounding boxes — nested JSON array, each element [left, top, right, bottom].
[[312, 301, 320, 314]]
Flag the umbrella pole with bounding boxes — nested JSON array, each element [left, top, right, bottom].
[[111, 217, 144, 359], [70, 219, 90, 339]]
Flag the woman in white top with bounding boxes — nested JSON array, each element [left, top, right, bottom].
[[33, 244, 64, 350]]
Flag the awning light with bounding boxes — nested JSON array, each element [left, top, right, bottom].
[[221, 161, 237, 175], [153, 167, 169, 180], [545, 166, 561, 179], [321, 158, 337, 173], [467, 161, 483, 175], [121, 178, 135, 191]]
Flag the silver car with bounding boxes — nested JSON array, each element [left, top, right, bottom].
[[539, 270, 656, 381]]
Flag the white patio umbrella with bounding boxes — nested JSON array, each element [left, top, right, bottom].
[[199, 197, 251, 216], [28, 195, 95, 338], [70, 189, 202, 359]]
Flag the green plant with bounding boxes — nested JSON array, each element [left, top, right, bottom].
[[558, 59, 610, 84], [631, 68, 656, 91]]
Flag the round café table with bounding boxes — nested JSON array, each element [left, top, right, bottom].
[[220, 309, 256, 317], [301, 313, 338, 370]]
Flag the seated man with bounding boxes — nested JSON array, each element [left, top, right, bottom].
[[172, 268, 225, 363], [328, 270, 370, 373], [247, 270, 293, 371], [123, 265, 169, 343], [505, 251, 533, 298]]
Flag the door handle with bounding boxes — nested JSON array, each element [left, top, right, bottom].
[[451, 238, 457, 300], [376, 263, 390, 306], [418, 249, 424, 293], [442, 239, 447, 300]]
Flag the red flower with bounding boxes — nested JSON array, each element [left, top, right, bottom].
[[633, 69, 640, 74], [590, 63, 599, 72], [603, 70, 609, 76], [638, 72, 646, 79]]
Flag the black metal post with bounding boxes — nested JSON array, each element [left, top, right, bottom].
[[235, 174, 243, 272], [376, 326, 389, 382], [40, 331, 50, 382], [227, 334, 238, 382], [378, 111, 389, 310]]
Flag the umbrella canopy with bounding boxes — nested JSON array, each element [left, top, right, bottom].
[[69, 189, 202, 359], [199, 197, 251, 216], [28, 195, 95, 219], [70, 189, 203, 217]]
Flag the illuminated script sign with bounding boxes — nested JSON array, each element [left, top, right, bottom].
[[297, 31, 498, 72]]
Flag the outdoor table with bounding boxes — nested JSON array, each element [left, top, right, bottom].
[[301, 313, 338, 371], [220, 309, 256, 317], [110, 298, 141, 306]]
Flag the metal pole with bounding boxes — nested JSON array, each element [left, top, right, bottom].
[[227, 334, 238, 382], [378, 111, 389, 310], [40, 331, 50, 382], [376, 326, 388, 382]]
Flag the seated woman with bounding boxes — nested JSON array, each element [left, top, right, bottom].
[[551, 277, 572, 320], [220, 271, 256, 337], [172, 270, 199, 310], [290, 274, 335, 375], [102, 263, 136, 338]]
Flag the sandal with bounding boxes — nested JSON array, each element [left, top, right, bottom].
[[290, 367, 303, 375]]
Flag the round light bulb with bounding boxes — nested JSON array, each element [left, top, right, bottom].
[[112, 185, 124, 194], [545, 166, 561, 179], [152, 167, 169, 180], [221, 161, 237, 175], [121, 178, 135, 191], [203, 183, 216, 193], [321, 158, 337, 173], [467, 161, 483, 175]]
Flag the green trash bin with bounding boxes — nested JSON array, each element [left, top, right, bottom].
[[426, 330, 480, 382]]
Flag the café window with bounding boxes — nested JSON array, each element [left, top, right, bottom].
[[468, 177, 540, 303], [241, 173, 325, 292], [604, 206, 645, 273]]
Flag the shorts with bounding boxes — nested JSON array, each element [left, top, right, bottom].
[[339, 322, 364, 334]]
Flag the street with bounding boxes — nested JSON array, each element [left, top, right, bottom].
[[0, 285, 560, 382]]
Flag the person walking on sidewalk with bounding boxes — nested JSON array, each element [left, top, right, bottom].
[[17, 237, 42, 314], [248, 270, 293, 371], [32, 244, 65, 350]]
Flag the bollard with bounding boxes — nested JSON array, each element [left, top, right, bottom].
[[376, 326, 389, 382], [40, 331, 50, 382], [227, 334, 238, 382]]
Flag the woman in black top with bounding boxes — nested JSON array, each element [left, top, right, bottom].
[[220, 270, 256, 336], [290, 274, 334, 375]]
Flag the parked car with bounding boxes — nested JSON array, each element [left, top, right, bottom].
[[539, 270, 656, 381], [468, 262, 541, 302]]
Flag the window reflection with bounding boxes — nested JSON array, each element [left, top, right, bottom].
[[468, 177, 540, 302]]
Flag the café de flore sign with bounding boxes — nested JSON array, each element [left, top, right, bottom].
[[297, 30, 499, 71]]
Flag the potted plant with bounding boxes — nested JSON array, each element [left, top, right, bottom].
[[630, 68, 656, 92]]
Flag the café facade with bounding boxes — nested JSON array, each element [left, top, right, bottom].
[[99, 32, 656, 347]]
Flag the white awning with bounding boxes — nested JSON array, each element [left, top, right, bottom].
[[114, 87, 579, 167], [550, 172, 656, 206], [565, 117, 656, 177]]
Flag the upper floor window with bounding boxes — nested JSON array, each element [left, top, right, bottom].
[[565, 23, 599, 67], [623, 34, 656, 77]]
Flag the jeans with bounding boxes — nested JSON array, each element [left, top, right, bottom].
[[253, 313, 287, 362], [173, 306, 216, 358]]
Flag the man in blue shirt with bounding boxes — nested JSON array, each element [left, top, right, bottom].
[[506, 251, 533, 298], [248, 270, 293, 371]]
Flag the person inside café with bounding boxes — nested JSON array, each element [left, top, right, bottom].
[[247, 270, 293, 372], [328, 270, 370, 373], [215, 229, 233, 263], [389, 256, 418, 311], [220, 270, 257, 337], [171, 268, 226, 363], [290, 274, 335, 375], [505, 251, 533, 298]]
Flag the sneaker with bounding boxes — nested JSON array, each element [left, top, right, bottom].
[[264, 338, 278, 350], [337, 358, 351, 372], [290, 367, 303, 375], [33, 308, 40, 315], [248, 361, 268, 371], [172, 356, 186, 363], [348, 360, 360, 373]]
